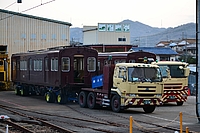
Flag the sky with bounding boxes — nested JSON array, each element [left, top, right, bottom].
[[0, 0, 196, 28]]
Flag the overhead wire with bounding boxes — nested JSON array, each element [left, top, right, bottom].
[[4, 2, 16, 9], [0, 0, 56, 21]]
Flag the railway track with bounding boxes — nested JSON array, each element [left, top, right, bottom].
[[0, 104, 75, 133], [0, 104, 128, 133], [0, 92, 199, 133]]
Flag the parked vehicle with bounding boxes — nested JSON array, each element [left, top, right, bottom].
[[79, 62, 164, 113], [0, 45, 10, 91], [11, 46, 98, 103], [151, 61, 190, 106], [11, 46, 164, 113]]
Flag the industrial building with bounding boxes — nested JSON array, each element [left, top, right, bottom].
[[83, 23, 132, 52], [0, 9, 72, 58]]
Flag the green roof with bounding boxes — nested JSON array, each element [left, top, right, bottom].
[[0, 9, 72, 26]]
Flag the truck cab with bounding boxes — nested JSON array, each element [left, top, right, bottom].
[[151, 61, 190, 105]]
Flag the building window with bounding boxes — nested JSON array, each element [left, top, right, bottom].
[[118, 38, 126, 42], [31, 34, 36, 39], [42, 34, 47, 40], [52, 34, 56, 40], [21, 34, 26, 39]]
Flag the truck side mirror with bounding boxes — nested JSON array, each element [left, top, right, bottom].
[[166, 69, 171, 78], [121, 71, 127, 81], [184, 68, 190, 76]]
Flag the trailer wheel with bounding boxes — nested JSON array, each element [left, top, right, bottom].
[[176, 101, 184, 106], [57, 94, 67, 104], [87, 92, 96, 109], [143, 106, 156, 113], [79, 91, 87, 108], [15, 86, 20, 95], [111, 95, 121, 113], [20, 86, 29, 96], [45, 92, 55, 103]]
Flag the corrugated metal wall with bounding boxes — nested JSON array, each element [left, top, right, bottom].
[[0, 10, 71, 58]]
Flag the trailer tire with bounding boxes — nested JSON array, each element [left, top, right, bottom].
[[15, 86, 21, 95], [111, 95, 121, 113], [57, 94, 67, 104], [143, 106, 156, 113], [176, 101, 184, 106], [79, 91, 87, 108], [87, 92, 97, 109], [21, 86, 29, 96], [45, 92, 55, 103]]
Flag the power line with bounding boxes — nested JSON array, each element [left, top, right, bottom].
[[4, 2, 16, 9], [21, 0, 55, 13], [0, 0, 56, 21]]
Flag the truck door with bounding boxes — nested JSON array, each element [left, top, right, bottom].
[[114, 66, 128, 92]]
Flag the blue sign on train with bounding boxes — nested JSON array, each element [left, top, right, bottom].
[[92, 74, 103, 88]]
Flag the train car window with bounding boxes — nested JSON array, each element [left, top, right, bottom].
[[0, 61, 3, 66], [62, 57, 70, 72], [29, 59, 32, 71], [25, 61, 27, 70], [87, 57, 96, 72], [20, 60, 27, 70], [45, 58, 49, 71], [13, 62, 16, 70], [98, 61, 100, 71], [129, 60, 136, 63], [39, 59, 42, 71], [33, 59, 42, 71], [17, 61, 19, 70], [104, 60, 109, 65], [55, 58, 58, 71], [114, 60, 126, 64], [51, 58, 58, 71]]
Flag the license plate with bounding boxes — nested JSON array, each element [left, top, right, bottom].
[[143, 100, 150, 105], [169, 96, 175, 99]]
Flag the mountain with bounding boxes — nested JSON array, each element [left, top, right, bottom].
[[70, 19, 196, 46]]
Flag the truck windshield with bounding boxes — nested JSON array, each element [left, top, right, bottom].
[[159, 65, 185, 78], [128, 67, 162, 82]]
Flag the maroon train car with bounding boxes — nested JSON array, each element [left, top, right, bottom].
[[11, 46, 98, 104], [98, 50, 156, 74]]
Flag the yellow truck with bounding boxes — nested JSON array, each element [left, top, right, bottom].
[[79, 63, 164, 113], [151, 61, 190, 106]]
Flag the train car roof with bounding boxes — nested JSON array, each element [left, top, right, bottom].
[[98, 51, 134, 57], [11, 46, 97, 57], [98, 51, 155, 57]]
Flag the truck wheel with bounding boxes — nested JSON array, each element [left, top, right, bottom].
[[21, 86, 29, 96], [176, 101, 184, 106], [87, 92, 96, 109], [57, 94, 67, 104], [111, 95, 121, 113], [143, 106, 156, 113], [79, 91, 87, 108], [45, 92, 55, 103]]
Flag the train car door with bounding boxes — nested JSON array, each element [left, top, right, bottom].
[[44, 57, 48, 83], [74, 55, 84, 83], [12, 59, 17, 81]]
